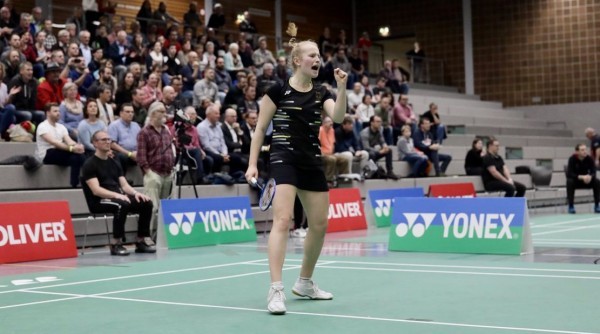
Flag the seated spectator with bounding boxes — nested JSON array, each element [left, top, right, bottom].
[[35, 103, 85, 187], [193, 67, 220, 107], [115, 71, 136, 110], [360, 115, 398, 179], [36, 62, 68, 110], [86, 65, 117, 100], [77, 99, 106, 157], [58, 82, 84, 140], [179, 51, 201, 101], [224, 43, 244, 79], [355, 94, 374, 130], [68, 56, 94, 98], [7, 62, 44, 126], [329, 47, 353, 88], [379, 60, 408, 94], [397, 125, 428, 177], [109, 103, 141, 174], [334, 115, 369, 173], [221, 107, 249, 169], [197, 104, 244, 174], [392, 94, 416, 139], [214, 56, 232, 103], [238, 85, 258, 117], [482, 138, 525, 197], [374, 93, 394, 145], [131, 87, 148, 127], [223, 72, 247, 109], [584, 127, 600, 168], [421, 102, 447, 144], [256, 63, 282, 97], [252, 36, 276, 76], [346, 82, 363, 115], [465, 138, 485, 176], [372, 76, 390, 97], [81, 130, 155, 256], [413, 117, 451, 176], [274, 56, 291, 82], [96, 84, 114, 125], [141, 72, 162, 108], [566, 143, 600, 214], [319, 116, 349, 185]]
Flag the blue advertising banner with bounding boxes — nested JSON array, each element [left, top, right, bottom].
[[366, 188, 424, 227]]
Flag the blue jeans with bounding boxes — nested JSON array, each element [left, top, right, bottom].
[[433, 124, 447, 144], [402, 153, 429, 177], [425, 150, 452, 176], [0, 104, 16, 135]]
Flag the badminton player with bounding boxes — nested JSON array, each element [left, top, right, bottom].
[[246, 23, 348, 314]]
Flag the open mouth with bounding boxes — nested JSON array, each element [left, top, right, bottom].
[[311, 65, 320, 71]]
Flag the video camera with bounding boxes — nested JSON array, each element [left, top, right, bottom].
[[173, 109, 192, 146]]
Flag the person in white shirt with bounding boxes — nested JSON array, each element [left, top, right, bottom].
[[35, 102, 85, 187], [355, 94, 374, 130]]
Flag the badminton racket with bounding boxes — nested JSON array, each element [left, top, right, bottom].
[[251, 177, 276, 211]]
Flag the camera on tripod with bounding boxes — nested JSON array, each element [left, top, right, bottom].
[[174, 109, 193, 147]]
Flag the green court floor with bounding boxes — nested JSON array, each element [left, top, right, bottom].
[[2, 214, 600, 334]]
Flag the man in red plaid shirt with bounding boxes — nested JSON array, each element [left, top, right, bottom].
[[137, 101, 175, 235]]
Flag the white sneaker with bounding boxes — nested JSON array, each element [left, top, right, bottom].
[[292, 279, 333, 300], [290, 228, 306, 238], [267, 284, 287, 315]]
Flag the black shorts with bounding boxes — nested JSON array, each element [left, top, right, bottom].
[[269, 164, 328, 192]]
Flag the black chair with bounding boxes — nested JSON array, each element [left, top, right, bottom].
[[80, 177, 111, 255], [530, 165, 553, 190]]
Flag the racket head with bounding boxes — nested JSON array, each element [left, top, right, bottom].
[[258, 178, 276, 211]]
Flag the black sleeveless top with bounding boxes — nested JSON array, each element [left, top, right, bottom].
[[266, 80, 333, 168]]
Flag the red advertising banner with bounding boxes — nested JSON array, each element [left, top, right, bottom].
[[428, 183, 477, 198], [0, 201, 77, 264], [327, 188, 367, 232]]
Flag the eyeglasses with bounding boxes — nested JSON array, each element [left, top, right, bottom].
[[96, 138, 112, 142]]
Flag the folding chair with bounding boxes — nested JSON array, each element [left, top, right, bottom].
[[80, 177, 112, 255]]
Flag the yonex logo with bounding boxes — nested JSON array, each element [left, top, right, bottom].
[[395, 213, 436, 238], [374, 199, 392, 217], [284, 90, 291, 95], [169, 212, 196, 236]]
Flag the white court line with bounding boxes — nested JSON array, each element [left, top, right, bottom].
[[18, 290, 600, 334], [537, 239, 600, 242], [533, 225, 600, 236], [0, 295, 84, 310], [0, 259, 267, 295], [316, 265, 600, 280], [535, 242, 600, 246], [531, 217, 600, 228], [539, 254, 600, 258], [283, 259, 600, 274]]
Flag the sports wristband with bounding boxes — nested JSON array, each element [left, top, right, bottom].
[[69, 145, 73, 152], [128, 151, 132, 158]]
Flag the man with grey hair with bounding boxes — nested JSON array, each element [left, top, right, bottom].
[[193, 67, 220, 107], [257, 62, 282, 97], [79, 30, 92, 65], [197, 104, 243, 174], [137, 101, 174, 234], [252, 36, 276, 76], [30, 7, 43, 34]]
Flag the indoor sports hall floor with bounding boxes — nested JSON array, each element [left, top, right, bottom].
[[2, 213, 600, 334]]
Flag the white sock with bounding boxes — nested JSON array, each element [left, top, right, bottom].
[[298, 277, 312, 284]]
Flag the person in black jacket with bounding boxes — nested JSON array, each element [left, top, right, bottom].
[[482, 138, 525, 197], [464, 138, 484, 176], [7, 62, 44, 124], [566, 143, 600, 214], [412, 117, 451, 176]]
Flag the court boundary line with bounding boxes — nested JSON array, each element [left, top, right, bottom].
[[533, 225, 600, 236], [15, 290, 600, 334], [283, 259, 600, 274], [531, 217, 600, 228], [0, 259, 268, 295]]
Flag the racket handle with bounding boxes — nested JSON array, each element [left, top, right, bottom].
[[250, 177, 258, 185]]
